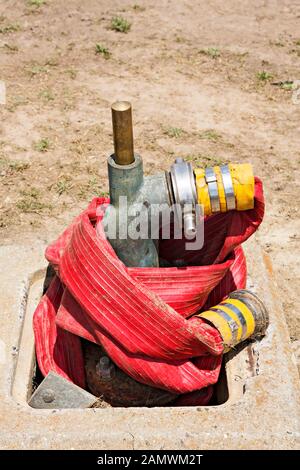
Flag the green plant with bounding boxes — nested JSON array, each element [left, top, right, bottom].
[[280, 82, 294, 90], [0, 23, 20, 34], [289, 48, 300, 57], [9, 161, 30, 172], [185, 154, 225, 166], [175, 36, 185, 43], [17, 188, 51, 213], [133, 4, 145, 11], [95, 44, 111, 59], [26, 64, 48, 76], [256, 71, 273, 81], [44, 57, 59, 67], [0, 156, 7, 170], [39, 89, 54, 101], [200, 47, 220, 58], [111, 16, 131, 33], [199, 130, 221, 142], [34, 138, 50, 152], [164, 127, 183, 138], [4, 43, 18, 52], [6, 95, 29, 112], [78, 177, 108, 199], [65, 68, 77, 79], [28, 0, 45, 7], [0, 157, 29, 174], [54, 177, 73, 195], [85, 177, 98, 193]]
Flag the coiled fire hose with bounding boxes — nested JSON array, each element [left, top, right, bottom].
[[33, 175, 265, 406]]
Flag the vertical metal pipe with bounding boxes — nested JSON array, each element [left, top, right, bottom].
[[111, 101, 134, 165]]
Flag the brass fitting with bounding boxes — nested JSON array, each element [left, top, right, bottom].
[[111, 101, 135, 165]]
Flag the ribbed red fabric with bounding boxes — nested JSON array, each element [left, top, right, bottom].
[[33, 178, 264, 405]]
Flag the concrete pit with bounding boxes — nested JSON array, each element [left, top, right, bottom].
[[0, 238, 299, 449]]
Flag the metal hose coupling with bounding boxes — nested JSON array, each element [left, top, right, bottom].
[[198, 289, 269, 352], [169, 159, 256, 239], [169, 158, 198, 239], [195, 163, 255, 216]]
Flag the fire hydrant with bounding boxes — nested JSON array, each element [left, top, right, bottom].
[[32, 100, 268, 409], [103, 101, 255, 267]]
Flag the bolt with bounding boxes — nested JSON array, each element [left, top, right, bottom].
[[96, 355, 115, 382], [183, 209, 197, 239], [41, 388, 55, 403], [99, 356, 110, 368]]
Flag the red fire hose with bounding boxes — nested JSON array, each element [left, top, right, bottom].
[[33, 178, 264, 405]]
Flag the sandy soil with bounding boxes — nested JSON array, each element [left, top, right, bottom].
[[0, 0, 299, 344]]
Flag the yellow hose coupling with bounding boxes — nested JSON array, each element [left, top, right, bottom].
[[198, 290, 269, 352], [194, 163, 255, 216]]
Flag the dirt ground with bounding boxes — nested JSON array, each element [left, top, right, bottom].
[[0, 0, 299, 345]]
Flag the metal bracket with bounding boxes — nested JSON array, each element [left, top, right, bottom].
[[205, 167, 220, 213], [28, 371, 98, 409], [220, 165, 236, 211]]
